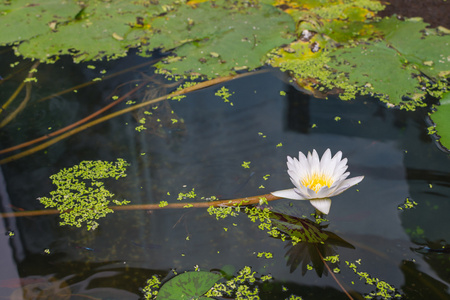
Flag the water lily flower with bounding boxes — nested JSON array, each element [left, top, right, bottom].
[[271, 149, 364, 214]]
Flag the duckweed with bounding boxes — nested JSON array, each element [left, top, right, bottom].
[[38, 159, 130, 230]]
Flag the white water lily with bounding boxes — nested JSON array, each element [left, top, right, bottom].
[[271, 149, 364, 214]]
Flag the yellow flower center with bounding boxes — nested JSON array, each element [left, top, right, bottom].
[[301, 173, 333, 193]]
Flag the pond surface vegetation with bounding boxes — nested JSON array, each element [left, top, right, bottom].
[[0, 49, 449, 299]]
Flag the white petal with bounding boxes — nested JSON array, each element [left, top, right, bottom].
[[335, 158, 348, 172], [297, 151, 310, 175], [327, 151, 343, 175], [271, 188, 307, 200], [311, 149, 320, 173], [298, 151, 308, 166], [320, 149, 332, 171], [288, 173, 302, 190], [315, 185, 332, 198], [332, 165, 348, 179], [287, 156, 295, 170], [329, 176, 364, 197], [306, 150, 313, 161], [289, 157, 304, 179], [309, 198, 332, 214], [293, 187, 310, 199], [335, 172, 350, 183], [287, 156, 301, 180], [332, 151, 343, 164], [305, 187, 317, 199]]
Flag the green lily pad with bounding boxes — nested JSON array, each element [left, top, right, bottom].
[[157, 271, 222, 300], [329, 42, 423, 104], [152, 1, 295, 77], [0, 0, 80, 45], [15, 0, 166, 62], [375, 16, 427, 42], [429, 92, 450, 151], [377, 17, 450, 79]]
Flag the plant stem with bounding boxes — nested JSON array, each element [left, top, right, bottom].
[[0, 61, 40, 128], [36, 59, 160, 103], [0, 69, 268, 164], [0, 193, 281, 218], [0, 81, 147, 155], [315, 245, 355, 300]]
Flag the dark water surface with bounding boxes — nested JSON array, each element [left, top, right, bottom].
[[1, 51, 449, 299]]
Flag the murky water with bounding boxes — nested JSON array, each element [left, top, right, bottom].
[[1, 50, 449, 299]]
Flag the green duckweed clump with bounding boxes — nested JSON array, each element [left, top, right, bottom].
[[39, 159, 130, 230]]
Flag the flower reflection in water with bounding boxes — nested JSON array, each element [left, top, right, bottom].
[[266, 203, 354, 277]]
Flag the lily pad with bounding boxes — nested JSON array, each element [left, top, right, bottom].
[[329, 42, 423, 104], [15, 0, 166, 62], [0, 0, 80, 45], [157, 271, 222, 300], [429, 92, 450, 151], [376, 17, 450, 79], [152, 1, 295, 77]]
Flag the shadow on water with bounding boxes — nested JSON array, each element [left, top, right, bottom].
[[0, 51, 450, 299]]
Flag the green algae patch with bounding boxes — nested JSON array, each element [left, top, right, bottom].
[[346, 260, 402, 299], [39, 159, 130, 230]]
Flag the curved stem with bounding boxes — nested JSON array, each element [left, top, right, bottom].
[[0, 81, 25, 115], [0, 193, 281, 218], [0, 61, 40, 128], [0, 81, 148, 155], [36, 59, 160, 103], [315, 244, 355, 300], [0, 69, 267, 164]]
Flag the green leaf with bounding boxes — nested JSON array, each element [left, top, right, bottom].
[[375, 16, 427, 42], [152, 1, 295, 77], [429, 92, 450, 151], [10, 0, 294, 67], [15, 0, 166, 62], [0, 0, 80, 45], [270, 12, 449, 109], [377, 17, 450, 78], [157, 271, 222, 300], [329, 42, 423, 104]]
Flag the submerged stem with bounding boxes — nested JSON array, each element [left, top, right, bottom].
[[315, 245, 356, 300], [0, 70, 268, 164], [0, 81, 147, 156], [0, 61, 40, 128], [0, 193, 281, 218]]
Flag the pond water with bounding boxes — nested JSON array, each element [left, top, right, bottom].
[[0, 49, 449, 299]]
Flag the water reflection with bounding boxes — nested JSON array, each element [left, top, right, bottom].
[[266, 203, 354, 276], [400, 260, 450, 300], [1, 53, 450, 298], [286, 85, 310, 134]]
